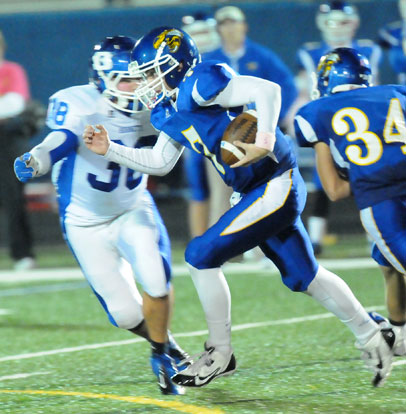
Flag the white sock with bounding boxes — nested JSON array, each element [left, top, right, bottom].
[[306, 265, 378, 345], [187, 263, 232, 353], [308, 216, 327, 244]]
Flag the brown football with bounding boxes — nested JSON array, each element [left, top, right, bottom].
[[221, 110, 257, 165]]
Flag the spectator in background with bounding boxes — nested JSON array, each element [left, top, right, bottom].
[[182, 13, 233, 238], [378, 0, 406, 84], [294, 1, 382, 255], [206, 6, 297, 126], [184, 6, 298, 239], [0, 30, 36, 270]]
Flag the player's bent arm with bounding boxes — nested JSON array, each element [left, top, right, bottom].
[[30, 130, 79, 175], [14, 130, 78, 183], [105, 131, 184, 176], [314, 142, 351, 201], [207, 76, 281, 152]]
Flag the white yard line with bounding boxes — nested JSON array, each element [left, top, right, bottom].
[[0, 257, 377, 283], [0, 371, 51, 381], [393, 360, 406, 367], [0, 309, 11, 315], [0, 306, 384, 363]]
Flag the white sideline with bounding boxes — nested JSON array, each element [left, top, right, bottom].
[[0, 306, 384, 363], [0, 372, 51, 382], [0, 257, 377, 283]]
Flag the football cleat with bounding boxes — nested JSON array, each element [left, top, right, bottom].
[[356, 326, 395, 387], [368, 311, 406, 356], [171, 343, 236, 387], [150, 352, 185, 395], [167, 331, 191, 371]]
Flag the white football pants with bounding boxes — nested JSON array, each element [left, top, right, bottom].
[[64, 195, 171, 329]]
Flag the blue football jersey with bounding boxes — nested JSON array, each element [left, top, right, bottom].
[[296, 39, 382, 79], [378, 21, 406, 81], [150, 61, 296, 194], [295, 85, 406, 209]]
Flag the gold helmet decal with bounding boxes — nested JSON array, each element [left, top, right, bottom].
[[153, 29, 184, 53], [318, 52, 340, 77]]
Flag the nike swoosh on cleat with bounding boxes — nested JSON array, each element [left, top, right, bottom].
[[195, 367, 221, 386]]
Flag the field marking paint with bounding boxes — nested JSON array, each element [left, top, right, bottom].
[[0, 309, 11, 315], [0, 306, 384, 363], [0, 257, 377, 283], [393, 360, 406, 367], [0, 371, 51, 381], [0, 282, 87, 297], [0, 390, 224, 414]]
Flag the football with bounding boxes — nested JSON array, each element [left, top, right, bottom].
[[221, 110, 258, 165]]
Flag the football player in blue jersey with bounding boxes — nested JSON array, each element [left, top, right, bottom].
[[183, 6, 298, 238], [295, 1, 383, 255], [295, 47, 406, 359], [83, 27, 395, 387], [13, 35, 188, 395], [378, 0, 406, 84]]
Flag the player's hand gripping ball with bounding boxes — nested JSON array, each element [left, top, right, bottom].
[[221, 111, 257, 165]]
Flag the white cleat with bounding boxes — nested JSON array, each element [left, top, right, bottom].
[[171, 343, 236, 387], [356, 327, 395, 387]]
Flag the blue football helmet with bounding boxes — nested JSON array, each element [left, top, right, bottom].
[[312, 47, 372, 99], [128, 27, 200, 109], [316, 1, 359, 47], [89, 35, 142, 114]]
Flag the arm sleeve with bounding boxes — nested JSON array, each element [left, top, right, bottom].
[[30, 129, 79, 175], [208, 76, 281, 136], [262, 52, 297, 120], [104, 131, 184, 176]]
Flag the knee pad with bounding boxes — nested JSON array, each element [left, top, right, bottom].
[[110, 306, 144, 330]]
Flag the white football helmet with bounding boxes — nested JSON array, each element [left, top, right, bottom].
[[182, 14, 220, 54], [316, 1, 360, 47]]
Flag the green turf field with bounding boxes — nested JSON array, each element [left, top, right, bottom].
[[0, 239, 405, 413]]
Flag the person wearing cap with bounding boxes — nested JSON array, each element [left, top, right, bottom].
[[205, 6, 297, 126]]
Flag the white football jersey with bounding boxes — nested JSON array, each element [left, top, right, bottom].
[[43, 84, 156, 226]]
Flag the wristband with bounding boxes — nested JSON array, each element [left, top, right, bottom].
[[255, 131, 275, 151]]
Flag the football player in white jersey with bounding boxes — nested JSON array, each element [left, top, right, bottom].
[[13, 35, 187, 395]]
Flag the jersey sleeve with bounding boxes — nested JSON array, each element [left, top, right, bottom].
[[378, 22, 400, 48], [191, 62, 236, 104], [46, 88, 89, 136], [294, 102, 327, 148]]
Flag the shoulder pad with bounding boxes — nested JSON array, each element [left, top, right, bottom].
[[50, 85, 99, 117]]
